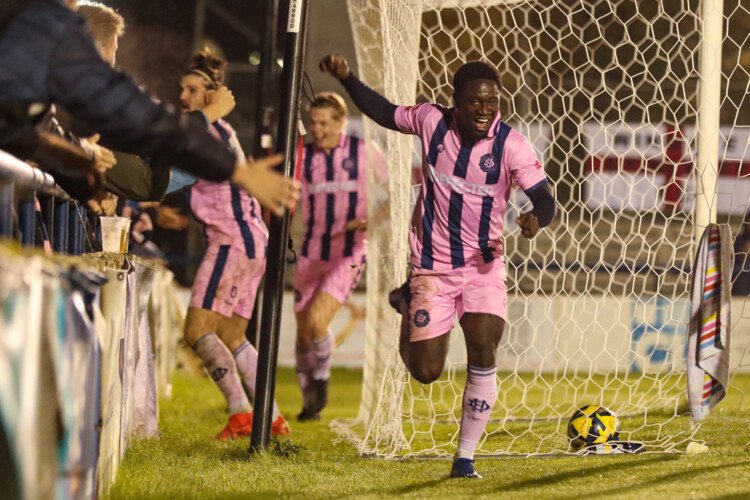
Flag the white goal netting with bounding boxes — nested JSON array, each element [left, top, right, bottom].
[[334, 0, 750, 457]]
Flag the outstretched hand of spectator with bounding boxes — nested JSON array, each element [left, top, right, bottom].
[[517, 212, 540, 239], [203, 85, 236, 123], [231, 154, 299, 216], [84, 134, 117, 172], [319, 53, 351, 81], [87, 192, 118, 216]]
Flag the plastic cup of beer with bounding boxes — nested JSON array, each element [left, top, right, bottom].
[[100, 216, 131, 253]]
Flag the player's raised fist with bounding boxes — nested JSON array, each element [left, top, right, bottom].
[[319, 53, 350, 81]]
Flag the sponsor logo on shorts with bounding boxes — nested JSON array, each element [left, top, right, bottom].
[[294, 289, 302, 303], [413, 309, 430, 328], [479, 153, 498, 173], [230, 286, 237, 298]]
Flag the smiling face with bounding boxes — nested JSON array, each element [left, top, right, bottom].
[[453, 78, 501, 143], [309, 106, 346, 150], [179, 74, 210, 112]]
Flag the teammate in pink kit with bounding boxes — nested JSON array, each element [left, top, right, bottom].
[[320, 54, 556, 478], [181, 49, 290, 440], [294, 92, 382, 421]]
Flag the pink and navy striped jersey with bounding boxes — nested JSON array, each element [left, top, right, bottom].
[[299, 133, 370, 261], [189, 119, 268, 258], [395, 103, 547, 271]]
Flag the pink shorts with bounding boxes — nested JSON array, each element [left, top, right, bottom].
[[190, 244, 266, 319], [408, 259, 507, 342], [293, 250, 366, 312]]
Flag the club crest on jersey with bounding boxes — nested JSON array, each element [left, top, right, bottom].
[[437, 144, 446, 153], [479, 153, 498, 173], [342, 158, 355, 171], [413, 309, 430, 328]]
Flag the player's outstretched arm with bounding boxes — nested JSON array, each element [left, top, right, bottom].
[[231, 154, 300, 216], [319, 53, 400, 131]]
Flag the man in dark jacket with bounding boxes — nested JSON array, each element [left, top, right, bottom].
[[0, 0, 297, 214]]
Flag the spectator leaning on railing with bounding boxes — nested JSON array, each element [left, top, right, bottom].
[[76, 2, 236, 204], [0, 0, 298, 214]]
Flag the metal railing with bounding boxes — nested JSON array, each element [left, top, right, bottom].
[[0, 148, 89, 255]]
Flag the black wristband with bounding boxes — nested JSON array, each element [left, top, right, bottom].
[[525, 181, 556, 228]]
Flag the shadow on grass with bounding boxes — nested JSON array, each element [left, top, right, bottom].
[[492, 454, 677, 493], [588, 460, 750, 498], [371, 476, 450, 496], [217, 438, 306, 462], [217, 445, 256, 462]]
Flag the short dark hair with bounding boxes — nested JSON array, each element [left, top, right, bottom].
[[453, 61, 501, 99]]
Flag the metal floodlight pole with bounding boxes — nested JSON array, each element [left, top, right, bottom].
[[247, 0, 280, 348], [695, 0, 723, 239], [250, 0, 309, 452]]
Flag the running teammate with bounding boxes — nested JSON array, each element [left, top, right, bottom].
[[181, 49, 290, 439], [294, 92, 384, 420]]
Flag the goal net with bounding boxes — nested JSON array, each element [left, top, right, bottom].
[[334, 0, 750, 457]]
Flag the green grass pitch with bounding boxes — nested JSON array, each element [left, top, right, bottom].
[[108, 368, 750, 499]]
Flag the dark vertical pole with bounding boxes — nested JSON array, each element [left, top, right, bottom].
[[253, 0, 280, 159], [250, 0, 309, 452], [0, 182, 13, 239], [40, 196, 54, 250], [78, 207, 87, 253], [19, 193, 36, 248], [247, 0, 280, 348], [54, 199, 69, 253], [68, 203, 83, 255]]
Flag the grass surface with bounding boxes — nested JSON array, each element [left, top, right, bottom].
[[109, 368, 750, 499]]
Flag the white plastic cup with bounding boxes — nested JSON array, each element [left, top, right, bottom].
[[100, 216, 131, 253]]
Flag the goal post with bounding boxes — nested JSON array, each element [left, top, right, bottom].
[[335, 0, 750, 457]]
